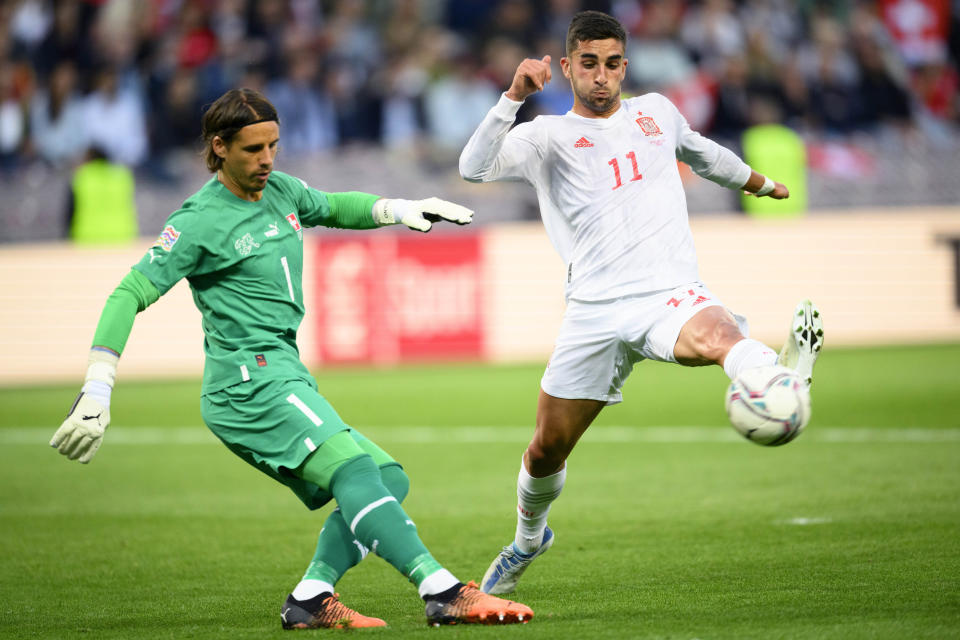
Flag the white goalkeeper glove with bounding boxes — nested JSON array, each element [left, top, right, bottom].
[[50, 348, 118, 464], [372, 197, 474, 232]]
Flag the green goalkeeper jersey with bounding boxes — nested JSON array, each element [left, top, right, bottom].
[[132, 171, 378, 395]]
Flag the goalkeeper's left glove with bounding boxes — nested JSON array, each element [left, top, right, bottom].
[[50, 347, 118, 464], [372, 197, 474, 232]]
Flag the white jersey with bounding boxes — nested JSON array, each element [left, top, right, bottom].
[[459, 92, 752, 301]]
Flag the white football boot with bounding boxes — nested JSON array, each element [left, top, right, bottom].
[[479, 527, 554, 595], [777, 300, 823, 386]]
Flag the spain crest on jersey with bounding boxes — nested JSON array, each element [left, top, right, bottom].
[[154, 225, 180, 252], [636, 112, 662, 137]]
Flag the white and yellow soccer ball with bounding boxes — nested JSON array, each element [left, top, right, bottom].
[[725, 365, 811, 446]]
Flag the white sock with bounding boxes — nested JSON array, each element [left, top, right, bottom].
[[292, 579, 335, 601], [417, 568, 459, 598], [515, 460, 566, 554], [723, 338, 778, 380]]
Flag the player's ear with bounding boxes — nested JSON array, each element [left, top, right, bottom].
[[212, 135, 227, 159], [560, 57, 571, 79]]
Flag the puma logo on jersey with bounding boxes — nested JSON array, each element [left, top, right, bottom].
[[573, 136, 594, 148], [265, 222, 279, 237]]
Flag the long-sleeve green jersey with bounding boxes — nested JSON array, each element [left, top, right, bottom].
[[126, 171, 379, 395]]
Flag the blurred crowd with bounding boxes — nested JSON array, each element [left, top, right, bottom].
[[1, 0, 958, 178]]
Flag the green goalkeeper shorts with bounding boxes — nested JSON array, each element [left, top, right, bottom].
[[201, 376, 397, 510]]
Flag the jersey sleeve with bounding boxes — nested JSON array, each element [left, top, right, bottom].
[[459, 93, 544, 184], [132, 206, 205, 295], [285, 174, 380, 230], [91, 268, 160, 355], [665, 95, 752, 190]]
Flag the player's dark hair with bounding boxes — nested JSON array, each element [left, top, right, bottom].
[[201, 88, 279, 172], [565, 10, 627, 56]]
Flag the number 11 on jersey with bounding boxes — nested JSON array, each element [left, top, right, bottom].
[[608, 151, 642, 190]]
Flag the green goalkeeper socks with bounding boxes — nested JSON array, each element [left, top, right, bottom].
[[326, 455, 447, 590], [302, 463, 410, 585]]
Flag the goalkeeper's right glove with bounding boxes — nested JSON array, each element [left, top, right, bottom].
[[50, 347, 118, 464]]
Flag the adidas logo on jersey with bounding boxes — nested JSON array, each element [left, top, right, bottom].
[[573, 136, 594, 148]]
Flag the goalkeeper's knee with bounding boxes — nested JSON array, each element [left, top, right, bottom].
[[379, 463, 410, 503]]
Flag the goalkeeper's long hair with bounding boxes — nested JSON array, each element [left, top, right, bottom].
[[201, 88, 279, 172]]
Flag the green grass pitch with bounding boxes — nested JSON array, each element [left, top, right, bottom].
[[1, 343, 958, 639]]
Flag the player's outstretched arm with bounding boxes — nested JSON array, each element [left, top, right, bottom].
[[505, 55, 552, 102], [50, 347, 117, 463], [372, 197, 473, 233], [50, 269, 160, 464], [742, 170, 789, 199]]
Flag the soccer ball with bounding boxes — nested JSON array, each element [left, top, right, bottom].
[[725, 365, 811, 446]]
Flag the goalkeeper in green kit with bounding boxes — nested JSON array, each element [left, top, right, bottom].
[[50, 88, 533, 629]]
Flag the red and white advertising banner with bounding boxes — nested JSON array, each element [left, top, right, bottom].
[[880, 0, 950, 65], [313, 233, 484, 365]]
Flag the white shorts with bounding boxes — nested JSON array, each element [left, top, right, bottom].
[[540, 283, 746, 405]]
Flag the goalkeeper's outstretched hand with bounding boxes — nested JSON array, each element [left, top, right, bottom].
[[50, 392, 110, 463], [373, 197, 474, 232], [50, 347, 118, 464]]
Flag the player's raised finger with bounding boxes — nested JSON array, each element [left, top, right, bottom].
[[523, 61, 545, 90]]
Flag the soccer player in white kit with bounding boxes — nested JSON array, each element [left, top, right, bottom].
[[459, 10, 824, 595]]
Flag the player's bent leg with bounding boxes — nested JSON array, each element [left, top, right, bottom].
[[295, 462, 411, 603], [673, 305, 746, 366], [284, 432, 393, 628], [327, 454, 534, 625], [777, 299, 824, 386], [526, 390, 605, 476], [481, 391, 602, 595]]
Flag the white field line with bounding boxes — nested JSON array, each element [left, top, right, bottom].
[[8, 426, 960, 446]]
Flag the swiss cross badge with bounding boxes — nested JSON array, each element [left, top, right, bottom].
[[286, 212, 302, 239], [286, 212, 301, 231], [636, 112, 662, 136]]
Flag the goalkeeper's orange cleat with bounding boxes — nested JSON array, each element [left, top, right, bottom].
[[424, 581, 534, 626], [281, 592, 387, 630]]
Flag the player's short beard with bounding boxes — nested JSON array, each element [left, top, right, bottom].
[[575, 84, 620, 115]]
